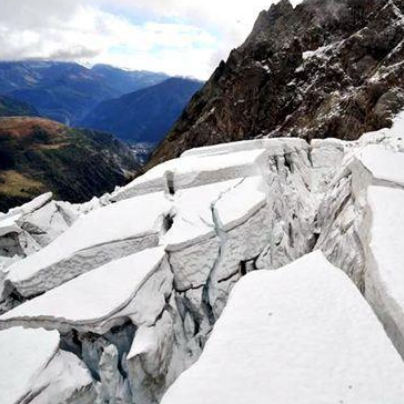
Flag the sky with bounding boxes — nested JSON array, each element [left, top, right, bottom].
[[0, 0, 299, 80]]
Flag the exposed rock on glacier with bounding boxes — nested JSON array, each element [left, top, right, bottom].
[[0, 326, 94, 404], [161, 252, 404, 404]]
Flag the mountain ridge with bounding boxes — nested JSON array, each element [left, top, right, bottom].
[[0, 95, 39, 118], [0, 116, 138, 212], [0, 61, 169, 125], [81, 77, 204, 144], [148, 0, 404, 167]]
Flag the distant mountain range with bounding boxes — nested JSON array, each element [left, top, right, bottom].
[[0, 95, 39, 118], [0, 61, 169, 125], [0, 116, 138, 211], [0, 61, 203, 210], [81, 77, 203, 144], [0, 61, 203, 147]]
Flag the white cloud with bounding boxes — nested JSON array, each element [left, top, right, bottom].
[[0, 0, 301, 79]]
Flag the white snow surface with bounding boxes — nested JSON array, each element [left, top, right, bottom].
[[0, 248, 168, 333], [162, 179, 241, 249], [162, 176, 267, 249], [365, 185, 404, 355], [215, 176, 267, 231], [356, 145, 404, 186], [162, 251, 404, 404], [0, 326, 59, 404], [4, 191, 171, 296], [112, 147, 269, 201], [0, 192, 52, 220]]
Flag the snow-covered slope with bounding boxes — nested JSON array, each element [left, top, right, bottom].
[[2, 192, 171, 299], [162, 252, 404, 404], [0, 327, 94, 404], [2, 114, 404, 403]]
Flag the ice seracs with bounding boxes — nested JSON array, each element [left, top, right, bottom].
[[315, 141, 404, 358], [0, 326, 94, 404], [366, 186, 404, 356], [16, 199, 78, 248], [112, 148, 269, 201], [112, 139, 309, 202], [2, 191, 171, 300], [0, 247, 171, 334], [356, 144, 404, 187], [0, 192, 78, 261], [161, 252, 404, 404], [2, 128, 404, 404]]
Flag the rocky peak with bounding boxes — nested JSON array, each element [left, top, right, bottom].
[[245, 0, 294, 46], [148, 0, 404, 167]]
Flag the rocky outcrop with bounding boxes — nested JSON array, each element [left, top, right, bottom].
[[149, 0, 404, 166]]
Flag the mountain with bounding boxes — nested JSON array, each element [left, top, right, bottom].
[[149, 0, 404, 166], [0, 61, 169, 125], [8, 63, 116, 125], [4, 1, 404, 403], [91, 64, 169, 95], [0, 95, 39, 117], [2, 123, 404, 402], [81, 77, 204, 144], [0, 117, 138, 211]]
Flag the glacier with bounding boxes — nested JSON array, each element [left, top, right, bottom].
[[2, 113, 404, 403], [161, 252, 404, 404]]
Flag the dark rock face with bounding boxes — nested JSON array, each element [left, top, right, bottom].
[[149, 0, 404, 166]]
